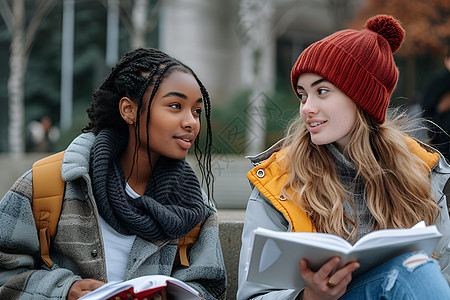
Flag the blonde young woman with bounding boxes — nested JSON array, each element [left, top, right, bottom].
[[238, 15, 450, 300]]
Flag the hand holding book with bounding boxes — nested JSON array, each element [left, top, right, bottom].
[[78, 275, 202, 300], [245, 221, 442, 289]]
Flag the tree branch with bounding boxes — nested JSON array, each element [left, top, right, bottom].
[[144, 0, 162, 33], [0, 0, 13, 32], [119, 0, 133, 36], [23, 0, 58, 56]]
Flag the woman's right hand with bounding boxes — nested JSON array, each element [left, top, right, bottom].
[[67, 278, 105, 300], [298, 256, 360, 300]]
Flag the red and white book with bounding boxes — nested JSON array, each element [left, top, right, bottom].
[[79, 275, 202, 300]]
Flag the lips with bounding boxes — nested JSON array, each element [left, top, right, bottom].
[[310, 121, 325, 127], [174, 133, 195, 150], [306, 119, 327, 133], [175, 133, 195, 143], [308, 120, 327, 127]]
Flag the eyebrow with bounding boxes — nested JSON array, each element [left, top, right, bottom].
[[162, 91, 203, 103], [297, 78, 328, 90]]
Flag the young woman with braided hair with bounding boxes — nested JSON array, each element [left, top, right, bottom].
[[0, 48, 226, 300], [238, 15, 450, 299]]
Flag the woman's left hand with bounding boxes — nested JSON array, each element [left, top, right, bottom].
[[299, 256, 360, 300]]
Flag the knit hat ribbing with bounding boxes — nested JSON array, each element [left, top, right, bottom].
[[291, 15, 405, 123]]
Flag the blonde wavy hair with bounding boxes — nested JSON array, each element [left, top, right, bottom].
[[280, 107, 439, 240]]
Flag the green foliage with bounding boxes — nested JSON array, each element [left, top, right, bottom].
[[54, 100, 90, 152], [23, 2, 107, 125], [25, 4, 63, 124]]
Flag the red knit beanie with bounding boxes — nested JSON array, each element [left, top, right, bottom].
[[291, 15, 405, 123]]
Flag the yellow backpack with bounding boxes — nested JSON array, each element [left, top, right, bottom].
[[32, 151, 200, 268]]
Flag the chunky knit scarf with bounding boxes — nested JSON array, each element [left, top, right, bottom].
[[90, 128, 205, 241]]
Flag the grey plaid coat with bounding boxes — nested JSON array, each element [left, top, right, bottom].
[[0, 133, 226, 300]]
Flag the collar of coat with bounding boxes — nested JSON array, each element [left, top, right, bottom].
[[247, 137, 440, 233]]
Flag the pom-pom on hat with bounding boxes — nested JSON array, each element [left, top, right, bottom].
[[291, 15, 405, 123]]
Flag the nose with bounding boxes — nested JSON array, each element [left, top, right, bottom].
[[301, 97, 318, 115], [182, 111, 198, 130]]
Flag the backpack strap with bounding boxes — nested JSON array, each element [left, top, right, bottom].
[[176, 222, 202, 267], [32, 151, 65, 268]]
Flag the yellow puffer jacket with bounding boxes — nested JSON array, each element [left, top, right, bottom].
[[247, 137, 440, 233]]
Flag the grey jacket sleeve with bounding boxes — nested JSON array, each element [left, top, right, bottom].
[[415, 142, 450, 283], [0, 171, 81, 299], [237, 188, 303, 300], [430, 157, 450, 284], [434, 193, 450, 284]]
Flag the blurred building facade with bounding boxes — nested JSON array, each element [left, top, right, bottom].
[[160, 0, 362, 107]]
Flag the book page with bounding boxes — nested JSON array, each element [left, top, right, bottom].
[[246, 230, 353, 289], [353, 223, 441, 251], [254, 227, 353, 252], [78, 275, 201, 300], [166, 280, 203, 299]]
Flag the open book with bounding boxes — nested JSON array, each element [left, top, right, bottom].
[[78, 275, 202, 300], [245, 221, 442, 290]]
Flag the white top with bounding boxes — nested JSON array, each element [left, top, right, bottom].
[[100, 182, 139, 282]]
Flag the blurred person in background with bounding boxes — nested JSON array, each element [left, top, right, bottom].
[[421, 46, 450, 162], [26, 115, 60, 152]]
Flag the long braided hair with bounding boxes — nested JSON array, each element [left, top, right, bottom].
[[83, 48, 214, 203]]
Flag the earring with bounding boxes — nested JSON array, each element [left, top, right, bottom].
[[128, 121, 133, 124]]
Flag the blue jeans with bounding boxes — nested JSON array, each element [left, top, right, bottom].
[[341, 251, 450, 299]]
